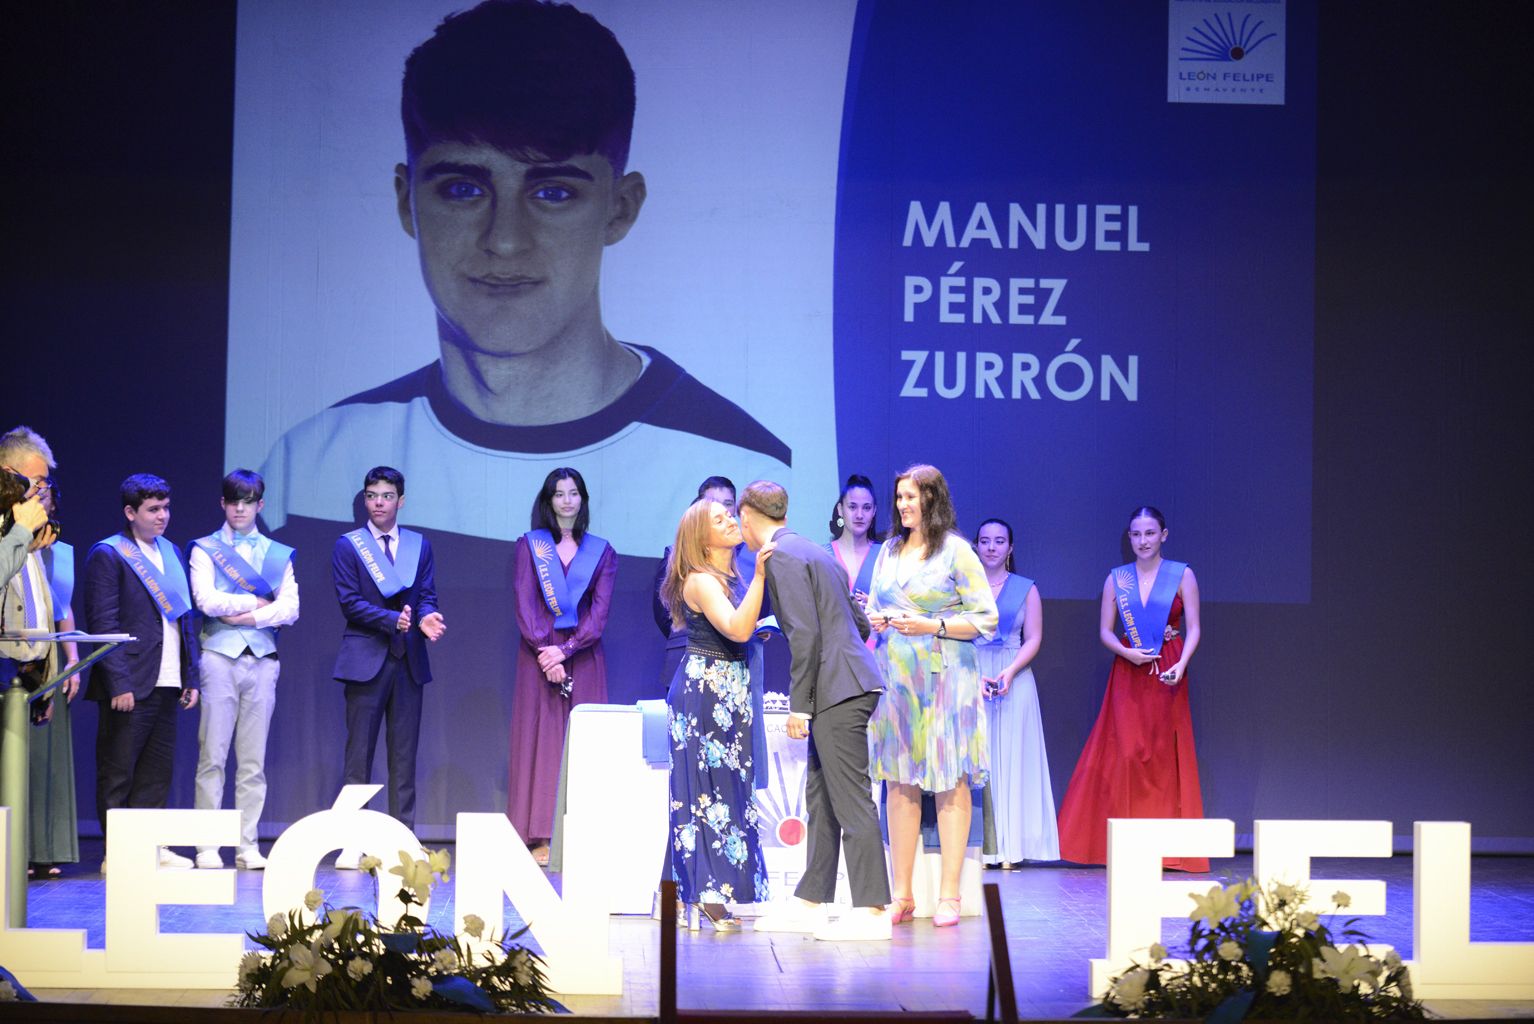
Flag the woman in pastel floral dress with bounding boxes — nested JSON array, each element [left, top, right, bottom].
[[865, 464, 998, 928], [659, 498, 775, 929]]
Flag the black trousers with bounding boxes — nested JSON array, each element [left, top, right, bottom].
[[342, 653, 423, 830], [96, 687, 180, 835], [797, 690, 892, 908]]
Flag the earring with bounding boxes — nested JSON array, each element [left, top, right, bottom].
[[835, 516, 845, 528]]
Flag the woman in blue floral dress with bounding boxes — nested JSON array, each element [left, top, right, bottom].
[[659, 497, 775, 929]]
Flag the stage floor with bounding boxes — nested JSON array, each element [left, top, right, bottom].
[[20, 844, 1534, 1019]]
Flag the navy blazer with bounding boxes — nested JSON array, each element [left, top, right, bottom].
[[762, 528, 883, 717], [82, 534, 202, 701], [331, 530, 437, 685]]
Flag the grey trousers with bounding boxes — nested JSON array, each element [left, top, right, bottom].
[[194, 649, 279, 853], [797, 690, 891, 908]]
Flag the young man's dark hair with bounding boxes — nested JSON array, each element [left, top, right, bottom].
[[694, 476, 736, 501], [401, 0, 636, 174], [121, 473, 171, 511], [221, 468, 266, 504], [364, 466, 406, 496]]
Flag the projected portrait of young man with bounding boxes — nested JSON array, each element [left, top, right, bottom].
[[258, 0, 791, 551]]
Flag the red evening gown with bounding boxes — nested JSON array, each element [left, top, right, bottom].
[[507, 536, 617, 844], [1056, 593, 1207, 871]]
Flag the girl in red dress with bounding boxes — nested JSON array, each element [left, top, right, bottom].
[[1056, 506, 1207, 871]]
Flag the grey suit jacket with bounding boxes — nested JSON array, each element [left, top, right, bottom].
[[763, 527, 884, 716]]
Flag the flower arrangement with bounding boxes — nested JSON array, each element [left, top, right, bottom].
[[232, 849, 563, 1016], [1092, 879, 1425, 1022]]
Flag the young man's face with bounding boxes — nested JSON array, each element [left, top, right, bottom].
[[222, 495, 263, 534], [364, 482, 403, 532], [396, 142, 646, 358], [126, 496, 171, 542]]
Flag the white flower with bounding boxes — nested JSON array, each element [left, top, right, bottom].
[[1188, 884, 1241, 926], [462, 914, 486, 939], [304, 888, 325, 912], [511, 950, 535, 987], [237, 951, 266, 987], [431, 947, 458, 972], [1110, 968, 1150, 1011], [1148, 942, 1167, 962], [389, 852, 436, 896], [346, 957, 373, 980], [410, 975, 434, 1000], [1266, 968, 1292, 995], [0, 979, 16, 1001], [1332, 890, 1352, 909], [267, 912, 289, 938], [427, 848, 452, 878], [1272, 882, 1298, 903], [282, 940, 333, 992], [1296, 910, 1320, 932], [322, 908, 358, 943], [1398, 970, 1414, 1001], [359, 854, 383, 872], [1384, 949, 1403, 970], [1218, 939, 1243, 961], [1313, 944, 1382, 991]]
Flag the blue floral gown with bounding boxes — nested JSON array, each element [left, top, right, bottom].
[[666, 605, 768, 906]]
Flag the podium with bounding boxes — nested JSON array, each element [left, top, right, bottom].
[[0, 631, 131, 925]]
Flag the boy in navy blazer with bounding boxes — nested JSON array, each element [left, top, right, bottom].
[[83, 473, 202, 869], [330, 466, 444, 861]]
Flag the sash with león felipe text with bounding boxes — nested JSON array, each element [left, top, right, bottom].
[[193, 534, 293, 601], [977, 573, 1034, 647], [1112, 559, 1186, 657], [345, 528, 420, 599], [525, 529, 608, 629], [100, 534, 192, 620]]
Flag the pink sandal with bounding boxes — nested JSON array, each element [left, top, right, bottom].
[[933, 896, 962, 927], [887, 896, 916, 924]]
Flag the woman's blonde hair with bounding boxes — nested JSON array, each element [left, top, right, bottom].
[[660, 498, 737, 628]]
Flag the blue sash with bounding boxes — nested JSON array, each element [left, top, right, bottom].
[[100, 534, 192, 620], [978, 573, 1033, 647], [44, 541, 74, 615], [823, 540, 877, 595], [1112, 559, 1187, 655], [344, 528, 420, 599], [193, 534, 293, 600], [524, 529, 608, 629]]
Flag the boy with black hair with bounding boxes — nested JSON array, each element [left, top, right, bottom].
[[187, 469, 299, 869], [83, 474, 202, 870], [260, 0, 790, 554]]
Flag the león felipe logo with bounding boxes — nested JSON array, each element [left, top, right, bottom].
[[1179, 11, 1277, 62]]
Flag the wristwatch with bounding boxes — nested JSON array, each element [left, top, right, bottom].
[[936, 619, 947, 638]]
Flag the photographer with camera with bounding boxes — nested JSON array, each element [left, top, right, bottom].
[[1, 427, 61, 685], [0, 426, 80, 875]]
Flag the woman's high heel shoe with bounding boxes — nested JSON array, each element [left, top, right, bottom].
[[696, 902, 741, 932], [887, 896, 916, 924], [933, 896, 962, 927]]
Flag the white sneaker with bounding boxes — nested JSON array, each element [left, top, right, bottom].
[[334, 848, 362, 870], [813, 907, 893, 942], [195, 850, 225, 869], [159, 847, 194, 869], [235, 848, 267, 870], [753, 899, 826, 933]]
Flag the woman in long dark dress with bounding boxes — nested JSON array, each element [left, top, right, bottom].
[[508, 468, 616, 866], [1056, 506, 1206, 871], [659, 498, 774, 929]]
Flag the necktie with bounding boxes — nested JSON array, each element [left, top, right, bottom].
[[21, 558, 41, 629], [382, 534, 395, 563], [381, 534, 405, 657]]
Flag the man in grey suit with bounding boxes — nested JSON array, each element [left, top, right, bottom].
[[738, 480, 891, 941]]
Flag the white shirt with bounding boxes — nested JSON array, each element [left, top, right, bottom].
[[188, 524, 300, 627], [136, 537, 182, 688]]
